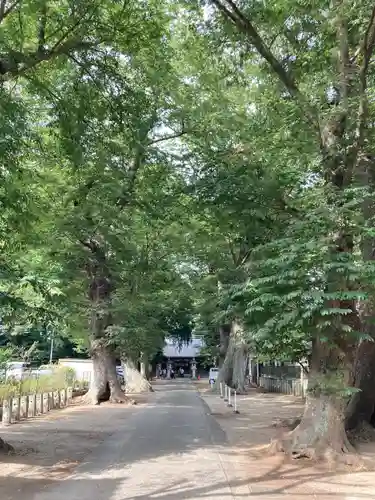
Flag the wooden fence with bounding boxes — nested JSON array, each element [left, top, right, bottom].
[[259, 376, 308, 397], [1, 387, 73, 426]]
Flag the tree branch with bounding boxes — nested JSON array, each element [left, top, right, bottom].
[[147, 127, 188, 146], [116, 113, 159, 208], [0, 0, 21, 24], [226, 238, 237, 265], [351, 5, 375, 172], [0, 38, 94, 79], [361, 4, 375, 72], [336, 9, 350, 109], [37, 1, 47, 52], [210, 0, 318, 128], [79, 237, 106, 262]]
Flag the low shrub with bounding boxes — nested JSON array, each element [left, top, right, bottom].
[[0, 365, 75, 404]]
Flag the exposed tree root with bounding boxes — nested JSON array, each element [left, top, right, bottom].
[[84, 383, 136, 406], [0, 437, 14, 454], [109, 389, 136, 405], [348, 421, 375, 443], [272, 417, 301, 430], [269, 429, 361, 467]]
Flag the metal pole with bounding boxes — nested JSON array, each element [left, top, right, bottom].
[[234, 390, 240, 413], [49, 332, 54, 364], [227, 386, 233, 407]]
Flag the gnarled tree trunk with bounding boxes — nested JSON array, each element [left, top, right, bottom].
[[140, 352, 150, 380], [346, 156, 375, 430], [216, 345, 233, 387], [0, 437, 13, 453], [219, 324, 230, 367], [123, 358, 153, 393], [217, 320, 247, 392], [272, 338, 357, 462], [85, 341, 126, 405], [83, 239, 127, 405], [273, 392, 354, 461], [231, 320, 248, 393], [346, 340, 375, 430]]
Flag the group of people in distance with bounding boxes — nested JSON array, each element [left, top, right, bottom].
[[160, 366, 185, 379]]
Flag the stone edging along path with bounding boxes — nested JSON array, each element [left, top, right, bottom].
[[1, 387, 73, 427]]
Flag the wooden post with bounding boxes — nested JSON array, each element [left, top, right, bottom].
[[42, 393, 48, 413], [53, 391, 59, 408], [2, 399, 12, 426], [20, 396, 28, 419], [48, 392, 53, 410], [36, 394, 42, 414], [59, 389, 64, 407], [13, 396, 21, 422], [28, 394, 36, 417]]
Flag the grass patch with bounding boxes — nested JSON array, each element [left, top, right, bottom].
[[0, 366, 88, 403]]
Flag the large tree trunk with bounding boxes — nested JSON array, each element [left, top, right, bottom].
[[272, 338, 357, 462], [346, 157, 375, 430], [0, 437, 13, 453], [140, 352, 150, 380], [346, 340, 375, 430], [123, 358, 153, 393], [217, 320, 247, 392], [272, 393, 355, 462], [218, 324, 230, 367], [85, 341, 127, 405], [83, 240, 127, 405], [216, 345, 233, 387], [231, 320, 248, 393]]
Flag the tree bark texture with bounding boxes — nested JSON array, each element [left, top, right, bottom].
[[272, 393, 355, 462], [231, 321, 248, 393], [219, 324, 230, 367], [272, 339, 357, 462], [346, 156, 375, 430], [0, 437, 14, 453], [85, 342, 126, 405], [123, 358, 153, 393], [346, 340, 375, 430], [217, 320, 247, 392], [83, 239, 127, 405], [140, 352, 150, 380]]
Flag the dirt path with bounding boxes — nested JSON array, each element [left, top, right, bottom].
[[197, 380, 375, 499], [0, 396, 148, 500]]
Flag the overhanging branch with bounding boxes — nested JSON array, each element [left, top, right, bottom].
[[0, 38, 94, 79], [210, 0, 318, 129], [351, 5, 375, 168], [0, 0, 21, 24], [148, 128, 188, 146]]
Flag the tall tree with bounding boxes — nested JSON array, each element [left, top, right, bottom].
[[198, 0, 375, 459]]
